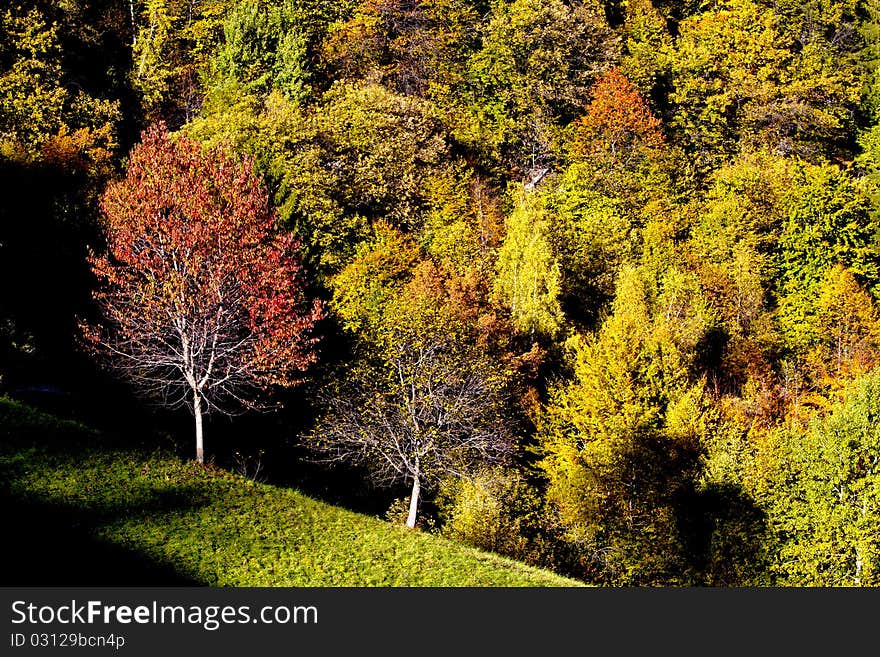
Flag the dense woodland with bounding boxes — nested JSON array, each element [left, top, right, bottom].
[[3, 0, 880, 586]]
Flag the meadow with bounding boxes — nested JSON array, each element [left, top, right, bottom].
[[0, 398, 576, 587]]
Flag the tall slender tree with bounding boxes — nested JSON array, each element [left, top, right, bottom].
[[312, 262, 513, 529]]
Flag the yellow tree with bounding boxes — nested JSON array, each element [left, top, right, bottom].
[[494, 190, 563, 337], [312, 261, 513, 528], [538, 266, 705, 584]]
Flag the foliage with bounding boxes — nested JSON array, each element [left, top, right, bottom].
[[616, 0, 673, 92], [83, 125, 322, 462], [0, 1, 128, 390], [694, 411, 775, 586], [5, 0, 880, 588], [571, 69, 663, 165], [494, 190, 563, 337], [806, 267, 880, 382], [187, 81, 453, 275], [209, 0, 346, 104], [0, 3, 120, 158], [467, 0, 618, 170], [130, 0, 209, 121], [777, 163, 879, 301], [313, 82, 450, 231], [670, 0, 861, 169], [760, 372, 880, 585], [330, 224, 422, 336], [322, 0, 479, 101]]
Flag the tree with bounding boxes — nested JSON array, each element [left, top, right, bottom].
[[538, 266, 708, 584], [83, 125, 322, 463], [209, 0, 343, 104], [777, 163, 879, 302], [494, 189, 563, 336], [809, 266, 880, 382], [572, 69, 664, 167], [130, 0, 243, 123], [311, 263, 513, 528], [549, 166, 658, 324], [0, 1, 127, 393], [616, 0, 673, 93], [670, 0, 860, 169], [761, 370, 880, 585]]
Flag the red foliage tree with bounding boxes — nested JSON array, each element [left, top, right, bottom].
[[574, 69, 664, 163], [83, 125, 323, 463]]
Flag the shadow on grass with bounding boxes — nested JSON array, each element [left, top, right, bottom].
[[0, 483, 203, 586]]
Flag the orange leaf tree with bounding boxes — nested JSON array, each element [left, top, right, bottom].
[[84, 125, 323, 463], [573, 68, 664, 165]]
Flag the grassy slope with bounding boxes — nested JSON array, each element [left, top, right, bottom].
[[0, 398, 577, 587]]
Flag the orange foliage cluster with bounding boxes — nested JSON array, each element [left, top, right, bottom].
[[574, 69, 664, 161]]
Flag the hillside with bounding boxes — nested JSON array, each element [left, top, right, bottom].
[[0, 398, 577, 587]]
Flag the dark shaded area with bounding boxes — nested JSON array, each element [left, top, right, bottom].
[[1, 496, 201, 586], [0, 451, 207, 586], [0, 158, 98, 388], [693, 326, 730, 392], [677, 482, 772, 586], [559, 284, 612, 332]]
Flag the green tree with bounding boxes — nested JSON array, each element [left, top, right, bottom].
[[129, 0, 218, 121], [467, 0, 617, 171], [209, 0, 340, 104], [778, 164, 879, 299], [421, 167, 504, 278], [762, 371, 880, 585], [776, 161, 880, 370], [330, 223, 422, 337], [0, 6, 67, 151], [811, 266, 880, 381], [131, 0, 178, 113], [437, 466, 559, 568], [617, 0, 673, 93], [0, 1, 124, 387]]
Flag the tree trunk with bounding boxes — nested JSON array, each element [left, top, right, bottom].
[[406, 475, 420, 529], [194, 391, 204, 464]]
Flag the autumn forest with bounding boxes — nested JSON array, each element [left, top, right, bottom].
[[2, 0, 880, 587]]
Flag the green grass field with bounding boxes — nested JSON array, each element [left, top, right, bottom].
[[0, 397, 577, 586]]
